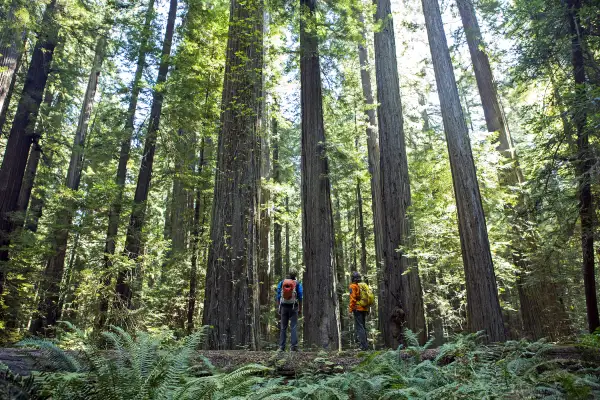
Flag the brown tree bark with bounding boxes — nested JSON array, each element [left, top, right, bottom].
[[566, 0, 599, 332], [30, 34, 107, 334], [272, 119, 283, 281], [0, 0, 59, 299], [258, 114, 271, 341], [0, 1, 26, 131], [187, 138, 206, 333], [202, 0, 264, 350], [457, 0, 568, 340], [299, 0, 340, 350], [99, 0, 155, 326], [357, 9, 384, 278], [115, 0, 177, 310], [373, 0, 426, 346], [0, 35, 26, 137], [422, 0, 505, 342], [357, 179, 367, 276], [285, 195, 290, 276]]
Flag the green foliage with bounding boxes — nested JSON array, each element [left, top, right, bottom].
[[5, 328, 600, 399]]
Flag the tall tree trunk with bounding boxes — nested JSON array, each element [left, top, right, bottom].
[[187, 138, 206, 333], [0, 0, 59, 299], [16, 87, 56, 219], [0, 35, 26, 137], [373, 0, 426, 346], [457, 0, 568, 340], [99, 0, 155, 326], [567, 0, 599, 332], [202, 0, 264, 350], [300, 0, 340, 350], [285, 195, 290, 276], [0, 1, 26, 131], [357, 179, 367, 276], [333, 193, 346, 343], [357, 8, 384, 288], [258, 115, 271, 342], [272, 119, 283, 281], [421, 0, 505, 342], [30, 34, 107, 334], [115, 0, 177, 310]]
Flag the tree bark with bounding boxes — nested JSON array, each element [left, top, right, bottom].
[[273, 119, 283, 281], [0, 1, 26, 131], [187, 138, 206, 333], [357, 8, 384, 288], [202, 0, 264, 350], [99, 0, 155, 326], [566, 0, 599, 332], [333, 193, 346, 342], [373, 0, 426, 346], [30, 34, 106, 334], [285, 195, 290, 276], [0, 35, 26, 137], [457, 0, 568, 340], [258, 113, 271, 342], [115, 0, 177, 310], [422, 0, 505, 342], [357, 179, 367, 276], [0, 0, 59, 299], [300, 0, 340, 350]]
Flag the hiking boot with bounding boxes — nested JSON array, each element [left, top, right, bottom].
[[291, 346, 299, 352]]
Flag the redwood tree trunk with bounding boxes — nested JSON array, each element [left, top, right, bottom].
[[0, 34, 26, 136], [422, 0, 505, 342], [357, 9, 384, 278], [30, 34, 106, 334], [272, 119, 283, 281], [202, 0, 264, 350], [457, 0, 568, 340], [115, 0, 177, 310], [357, 179, 367, 276], [300, 0, 340, 350], [187, 139, 206, 333], [258, 115, 271, 341], [373, 0, 426, 346], [99, 0, 155, 326], [0, 0, 59, 299], [285, 195, 290, 275], [0, 1, 26, 130], [566, 0, 599, 332]]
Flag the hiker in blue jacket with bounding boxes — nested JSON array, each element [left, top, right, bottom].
[[276, 270, 303, 351]]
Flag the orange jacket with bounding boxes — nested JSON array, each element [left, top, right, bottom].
[[349, 282, 368, 312]]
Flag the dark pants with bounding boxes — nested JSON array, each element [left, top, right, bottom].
[[279, 304, 298, 350], [354, 310, 368, 350]]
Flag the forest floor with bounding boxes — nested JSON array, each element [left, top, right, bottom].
[[1, 346, 599, 377]]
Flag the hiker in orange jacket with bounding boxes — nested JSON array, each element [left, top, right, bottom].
[[349, 271, 369, 350]]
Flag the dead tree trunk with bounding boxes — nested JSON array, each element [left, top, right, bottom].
[[114, 0, 177, 309], [202, 0, 264, 350], [0, 0, 59, 299], [99, 0, 155, 326], [30, 34, 107, 334], [422, 0, 505, 342], [300, 0, 340, 350], [373, 0, 426, 346], [566, 0, 599, 332]]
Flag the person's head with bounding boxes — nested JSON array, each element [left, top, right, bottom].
[[351, 271, 361, 283], [288, 269, 298, 280]]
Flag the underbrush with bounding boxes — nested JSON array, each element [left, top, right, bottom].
[[1, 324, 600, 399]]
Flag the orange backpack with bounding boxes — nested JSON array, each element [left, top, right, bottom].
[[281, 279, 297, 304]]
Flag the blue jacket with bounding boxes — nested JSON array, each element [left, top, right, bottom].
[[276, 280, 303, 304]]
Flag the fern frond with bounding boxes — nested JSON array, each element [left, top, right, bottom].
[[17, 339, 82, 372]]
